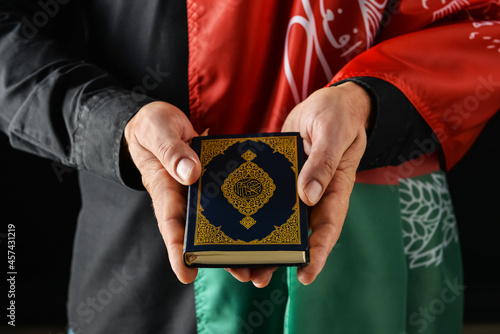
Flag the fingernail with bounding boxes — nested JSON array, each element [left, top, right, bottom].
[[177, 158, 195, 182], [304, 180, 322, 204], [253, 273, 272, 288]]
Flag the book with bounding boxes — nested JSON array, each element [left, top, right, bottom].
[[183, 132, 309, 267]]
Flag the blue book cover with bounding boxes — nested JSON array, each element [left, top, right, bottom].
[[183, 132, 309, 267]]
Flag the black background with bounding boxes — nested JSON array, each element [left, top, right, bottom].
[[1, 112, 500, 326]]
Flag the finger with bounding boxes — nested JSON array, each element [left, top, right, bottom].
[[250, 267, 278, 288], [281, 101, 302, 133], [297, 179, 345, 285], [225, 267, 278, 288], [152, 135, 201, 186], [282, 101, 345, 206], [282, 85, 370, 206], [282, 111, 312, 155], [132, 102, 202, 185], [144, 159, 198, 284], [298, 134, 343, 206], [298, 133, 366, 284], [225, 268, 251, 282], [297, 155, 362, 283]]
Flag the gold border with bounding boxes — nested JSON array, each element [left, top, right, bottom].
[[194, 135, 301, 245]]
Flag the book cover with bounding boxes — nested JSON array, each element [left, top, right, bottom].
[[183, 132, 309, 267]]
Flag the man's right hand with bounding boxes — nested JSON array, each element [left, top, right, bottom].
[[124, 101, 201, 284]]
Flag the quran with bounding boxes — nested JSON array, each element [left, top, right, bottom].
[[183, 132, 309, 267]]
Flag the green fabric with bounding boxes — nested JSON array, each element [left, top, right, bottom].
[[194, 171, 463, 334], [195, 268, 288, 334]]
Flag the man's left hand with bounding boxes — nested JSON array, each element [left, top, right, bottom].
[[227, 82, 371, 287]]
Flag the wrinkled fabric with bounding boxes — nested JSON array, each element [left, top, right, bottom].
[[195, 158, 464, 333], [186, 0, 500, 169], [186, 1, 497, 333]]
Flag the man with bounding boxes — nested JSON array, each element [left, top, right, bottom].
[[1, 0, 499, 333]]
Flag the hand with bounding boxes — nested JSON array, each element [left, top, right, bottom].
[[124, 101, 201, 284], [229, 82, 371, 286], [124, 102, 289, 288]]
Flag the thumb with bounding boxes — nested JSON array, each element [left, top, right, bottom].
[[126, 101, 202, 185], [298, 140, 340, 206], [155, 138, 202, 185]]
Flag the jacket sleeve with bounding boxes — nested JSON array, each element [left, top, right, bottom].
[[0, 1, 154, 186], [336, 77, 439, 172], [331, 1, 500, 170]]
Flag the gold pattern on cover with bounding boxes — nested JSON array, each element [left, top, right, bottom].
[[194, 204, 301, 245], [194, 136, 301, 245], [221, 150, 276, 229]]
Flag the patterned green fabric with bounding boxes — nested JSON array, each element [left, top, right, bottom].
[[194, 171, 463, 334]]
